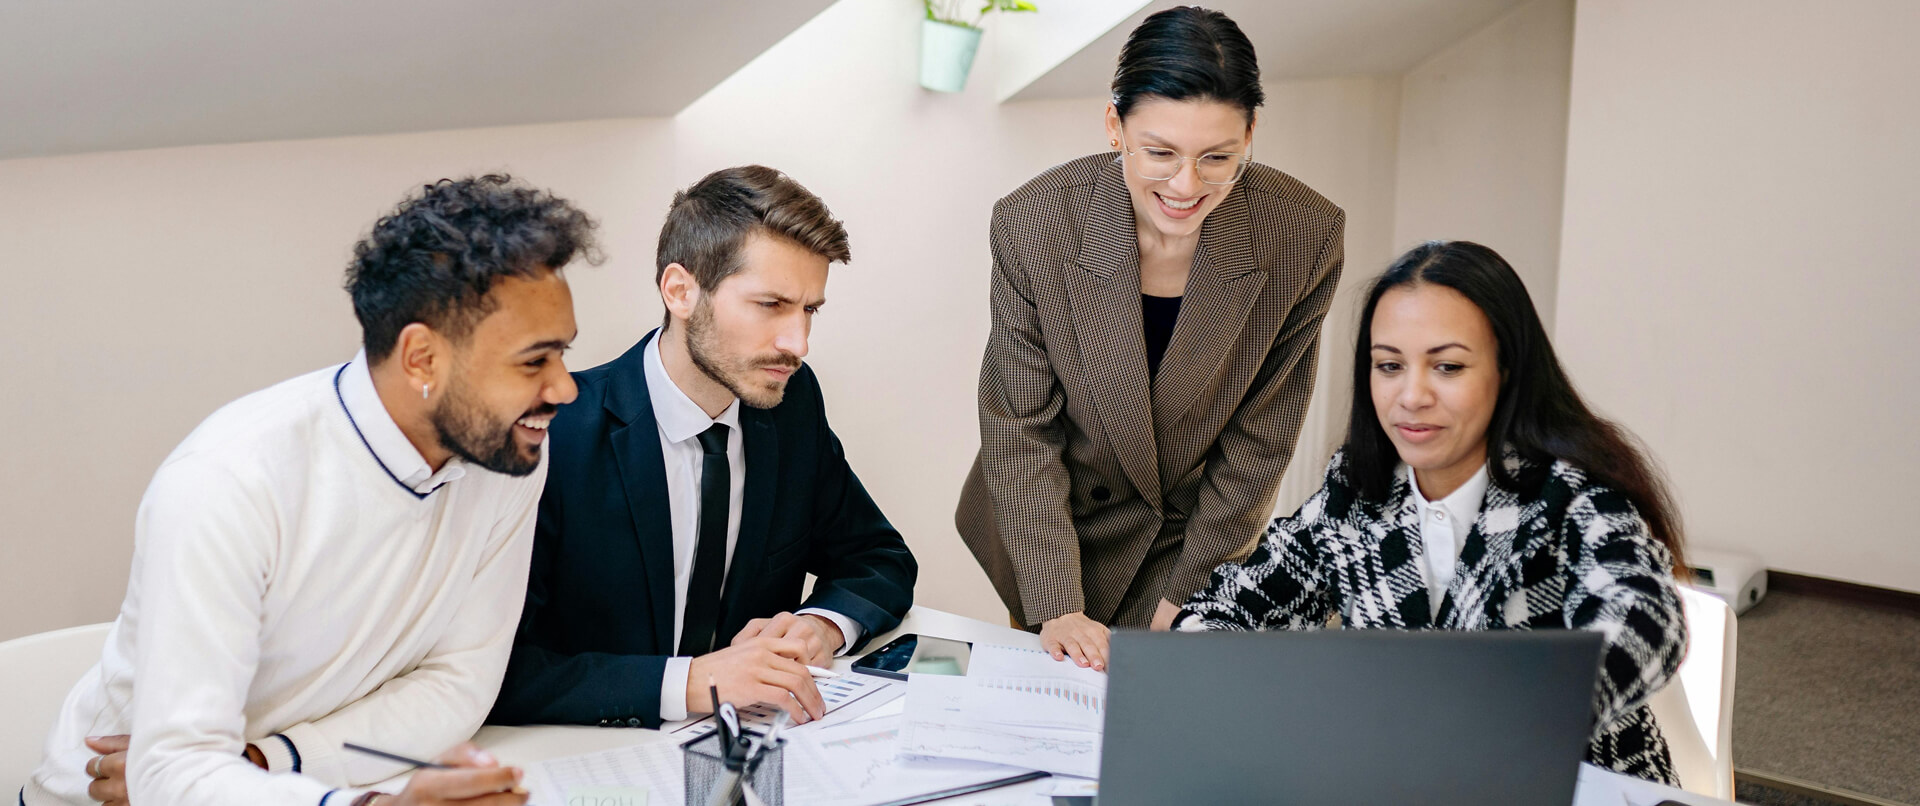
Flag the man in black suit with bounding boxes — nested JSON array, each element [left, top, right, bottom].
[[488, 166, 916, 728]]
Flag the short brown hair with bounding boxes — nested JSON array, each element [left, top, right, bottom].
[[656, 165, 850, 293]]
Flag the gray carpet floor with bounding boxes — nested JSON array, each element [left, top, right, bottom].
[[1731, 590, 1920, 804]]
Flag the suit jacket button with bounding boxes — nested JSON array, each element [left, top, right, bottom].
[[1091, 486, 1111, 501], [627, 717, 642, 727]]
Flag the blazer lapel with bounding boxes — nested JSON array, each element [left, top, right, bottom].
[[604, 331, 680, 655], [721, 407, 779, 629], [1380, 477, 1435, 629], [1439, 481, 1525, 629], [1151, 179, 1267, 432], [1065, 156, 1161, 507]]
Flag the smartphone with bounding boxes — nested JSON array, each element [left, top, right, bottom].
[[849, 633, 973, 681]]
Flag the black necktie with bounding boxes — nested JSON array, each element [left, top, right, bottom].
[[679, 424, 731, 657]]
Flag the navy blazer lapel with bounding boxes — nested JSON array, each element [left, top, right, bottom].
[[603, 331, 679, 655], [723, 407, 779, 626], [1065, 155, 1161, 507]]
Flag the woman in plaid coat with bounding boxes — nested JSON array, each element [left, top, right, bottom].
[[1176, 240, 1691, 785]]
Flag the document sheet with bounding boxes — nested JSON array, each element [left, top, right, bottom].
[[670, 673, 901, 738], [785, 714, 1034, 805], [523, 739, 685, 805], [897, 643, 1107, 778]]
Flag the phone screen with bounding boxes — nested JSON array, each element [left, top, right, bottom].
[[851, 634, 972, 679]]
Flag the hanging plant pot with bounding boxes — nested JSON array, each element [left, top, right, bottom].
[[919, 18, 983, 93]]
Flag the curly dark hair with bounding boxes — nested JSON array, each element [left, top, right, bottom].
[[346, 174, 601, 361]]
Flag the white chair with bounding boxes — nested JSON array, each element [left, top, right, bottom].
[[1647, 584, 1737, 799], [0, 622, 111, 797]]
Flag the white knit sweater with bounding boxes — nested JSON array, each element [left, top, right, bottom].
[[26, 354, 542, 806]]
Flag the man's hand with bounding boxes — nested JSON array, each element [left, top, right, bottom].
[[731, 611, 844, 667], [1150, 598, 1181, 631], [379, 743, 527, 806], [85, 734, 272, 806], [688, 635, 827, 724], [84, 735, 130, 806], [1040, 612, 1111, 671]]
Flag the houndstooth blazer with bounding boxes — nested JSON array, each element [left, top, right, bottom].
[[1177, 449, 1688, 785], [956, 152, 1345, 629]]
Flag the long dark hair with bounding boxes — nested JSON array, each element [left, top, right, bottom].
[[1111, 7, 1263, 123], [1343, 241, 1686, 570]]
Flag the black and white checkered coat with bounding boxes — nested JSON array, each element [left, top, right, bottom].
[[1177, 449, 1687, 785]]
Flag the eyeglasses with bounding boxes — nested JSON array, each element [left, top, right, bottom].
[[1118, 132, 1251, 185]]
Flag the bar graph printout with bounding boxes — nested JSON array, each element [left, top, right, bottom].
[[670, 672, 901, 738], [898, 643, 1107, 778]]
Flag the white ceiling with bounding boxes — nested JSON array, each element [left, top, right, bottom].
[[0, 0, 835, 160], [1009, 0, 1530, 101]]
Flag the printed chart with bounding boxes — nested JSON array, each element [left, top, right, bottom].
[[672, 672, 898, 738]]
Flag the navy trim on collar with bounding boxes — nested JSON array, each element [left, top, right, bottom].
[[333, 363, 437, 500]]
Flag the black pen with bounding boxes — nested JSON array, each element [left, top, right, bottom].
[[343, 743, 529, 796], [342, 743, 450, 770]]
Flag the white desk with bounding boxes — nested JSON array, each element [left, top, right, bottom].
[[391, 606, 1727, 805], [387, 607, 1050, 803]]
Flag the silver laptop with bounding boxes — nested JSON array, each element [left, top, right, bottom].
[[1097, 629, 1604, 806]]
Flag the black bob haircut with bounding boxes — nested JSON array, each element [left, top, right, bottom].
[[1111, 6, 1264, 123], [1342, 241, 1687, 571], [346, 174, 600, 362]]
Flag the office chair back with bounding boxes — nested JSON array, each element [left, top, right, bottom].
[[1648, 585, 1738, 799], [0, 622, 111, 796]]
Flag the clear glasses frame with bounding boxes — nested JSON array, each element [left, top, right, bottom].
[[1118, 131, 1252, 185]]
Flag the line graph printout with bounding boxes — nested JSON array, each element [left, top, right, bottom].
[[785, 714, 1031, 805], [899, 669, 1104, 778]]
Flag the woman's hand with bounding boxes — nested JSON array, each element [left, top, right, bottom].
[[1150, 598, 1181, 631], [1040, 612, 1111, 671]]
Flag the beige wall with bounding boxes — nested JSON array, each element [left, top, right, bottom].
[[1392, 0, 1573, 331], [0, 0, 1408, 640], [1556, 0, 1920, 592], [0, 118, 678, 642], [1275, 0, 1577, 514]]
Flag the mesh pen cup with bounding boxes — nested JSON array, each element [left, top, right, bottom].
[[681, 729, 785, 806]]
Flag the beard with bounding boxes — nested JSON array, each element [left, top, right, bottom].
[[685, 298, 803, 410], [430, 372, 550, 477]]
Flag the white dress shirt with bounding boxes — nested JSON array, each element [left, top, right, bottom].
[[643, 333, 862, 721], [26, 353, 542, 806], [1405, 462, 1491, 620]]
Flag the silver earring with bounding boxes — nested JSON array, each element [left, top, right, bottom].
[[421, 383, 431, 400]]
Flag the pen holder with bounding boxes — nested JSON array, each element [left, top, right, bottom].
[[681, 729, 785, 806]]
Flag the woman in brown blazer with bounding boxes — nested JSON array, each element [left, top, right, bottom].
[[956, 7, 1346, 668]]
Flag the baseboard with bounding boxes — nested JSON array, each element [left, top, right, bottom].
[[1768, 571, 1920, 615], [1736, 768, 1910, 806]]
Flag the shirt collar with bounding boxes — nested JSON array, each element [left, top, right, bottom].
[[339, 349, 466, 494], [643, 330, 742, 444], [1406, 461, 1490, 523]]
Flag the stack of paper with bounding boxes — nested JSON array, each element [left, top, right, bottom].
[[897, 643, 1106, 779], [785, 714, 1035, 805]]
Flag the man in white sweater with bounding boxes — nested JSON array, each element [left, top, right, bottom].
[[23, 175, 597, 806]]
